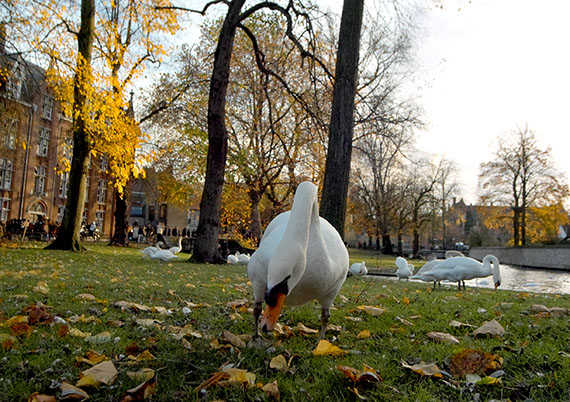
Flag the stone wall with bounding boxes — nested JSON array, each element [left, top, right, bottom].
[[470, 247, 570, 270]]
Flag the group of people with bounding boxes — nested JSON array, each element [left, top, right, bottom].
[[127, 221, 195, 244]]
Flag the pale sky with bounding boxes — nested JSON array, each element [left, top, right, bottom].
[[414, 0, 570, 204]]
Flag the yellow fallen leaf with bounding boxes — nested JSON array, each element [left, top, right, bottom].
[[357, 330, 371, 339], [135, 350, 155, 361], [126, 368, 155, 382], [269, 354, 288, 371], [221, 367, 256, 387], [402, 296, 410, 305], [312, 340, 347, 357], [78, 360, 118, 386], [2, 315, 28, 327], [152, 306, 170, 315], [28, 392, 57, 402], [76, 374, 99, 388], [76, 351, 107, 366], [75, 293, 96, 301], [0, 333, 18, 350], [69, 328, 91, 338], [121, 376, 157, 401]]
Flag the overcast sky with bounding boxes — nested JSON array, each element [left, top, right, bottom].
[[413, 0, 570, 204]]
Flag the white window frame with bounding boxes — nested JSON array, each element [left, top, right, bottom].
[[59, 171, 69, 199], [34, 165, 47, 194], [95, 210, 105, 229], [37, 127, 50, 157], [100, 154, 108, 172], [0, 159, 13, 190], [0, 197, 10, 222], [3, 119, 18, 149], [97, 179, 107, 204], [41, 95, 54, 120], [57, 204, 65, 223]]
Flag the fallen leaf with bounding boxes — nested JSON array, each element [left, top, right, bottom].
[[262, 381, 280, 401], [226, 299, 248, 309], [28, 392, 57, 402], [69, 328, 91, 338], [24, 302, 52, 325], [357, 330, 371, 339], [121, 376, 157, 401], [134, 350, 155, 361], [76, 351, 108, 366], [222, 330, 246, 348], [357, 305, 386, 316], [115, 301, 151, 312], [77, 360, 118, 387], [449, 320, 475, 328], [0, 333, 17, 350], [292, 323, 319, 335], [135, 318, 162, 328], [270, 354, 288, 371], [2, 315, 28, 327], [152, 306, 171, 315], [85, 331, 112, 344], [473, 319, 505, 337], [312, 340, 347, 357], [345, 316, 363, 322], [530, 304, 550, 313], [402, 297, 410, 305], [395, 316, 413, 326], [449, 348, 503, 378], [11, 322, 33, 337], [401, 360, 443, 378], [427, 332, 460, 344], [33, 281, 50, 294], [221, 367, 256, 387], [60, 382, 89, 400], [337, 364, 381, 385]]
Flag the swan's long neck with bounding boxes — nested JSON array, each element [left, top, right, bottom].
[[282, 183, 319, 249], [484, 255, 501, 285]]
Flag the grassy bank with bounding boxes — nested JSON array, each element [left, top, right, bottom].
[[0, 243, 569, 401]]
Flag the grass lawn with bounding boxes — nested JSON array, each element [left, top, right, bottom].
[[1, 242, 569, 401]]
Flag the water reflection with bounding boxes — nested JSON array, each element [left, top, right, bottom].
[[373, 264, 570, 295]]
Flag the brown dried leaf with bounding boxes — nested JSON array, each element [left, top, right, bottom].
[[24, 302, 52, 325], [292, 323, 319, 335], [11, 322, 33, 337], [449, 348, 503, 378], [27, 393, 57, 402], [270, 354, 288, 371], [0, 333, 17, 350], [60, 382, 89, 400], [121, 376, 157, 401], [427, 332, 460, 344], [222, 330, 246, 348], [357, 305, 386, 316]]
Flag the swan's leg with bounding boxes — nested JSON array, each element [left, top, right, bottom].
[[318, 307, 330, 340], [252, 301, 262, 338]]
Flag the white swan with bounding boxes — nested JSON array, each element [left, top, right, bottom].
[[237, 253, 250, 265], [227, 254, 239, 264], [412, 255, 501, 290], [349, 261, 367, 276], [168, 237, 183, 254], [395, 256, 414, 280], [411, 251, 465, 288], [247, 181, 349, 340], [149, 249, 178, 262]]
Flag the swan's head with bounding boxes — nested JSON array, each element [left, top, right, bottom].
[[486, 255, 501, 289], [260, 245, 306, 332]]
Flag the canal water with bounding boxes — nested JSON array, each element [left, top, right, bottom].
[[373, 264, 570, 295]]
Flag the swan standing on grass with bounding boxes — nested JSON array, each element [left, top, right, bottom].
[[411, 255, 501, 290], [349, 261, 367, 276], [248, 182, 349, 340], [411, 250, 464, 288], [395, 256, 414, 280]]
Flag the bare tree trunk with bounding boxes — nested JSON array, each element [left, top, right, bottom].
[[248, 189, 262, 244], [513, 206, 521, 246], [45, 0, 94, 251], [191, 0, 246, 263], [110, 189, 129, 246], [412, 227, 420, 258], [397, 231, 403, 256], [320, 0, 364, 238]]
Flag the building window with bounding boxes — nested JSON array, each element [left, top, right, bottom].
[[34, 165, 47, 194], [37, 127, 50, 157], [0, 159, 13, 190], [97, 179, 107, 204], [2, 119, 18, 149], [100, 154, 108, 172], [95, 210, 104, 229], [62, 137, 73, 162], [57, 205, 65, 223], [6, 67, 22, 99], [0, 198, 10, 222], [41, 95, 54, 120], [59, 171, 69, 198], [130, 205, 144, 217]]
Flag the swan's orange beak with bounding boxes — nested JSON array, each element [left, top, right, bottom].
[[260, 292, 286, 332]]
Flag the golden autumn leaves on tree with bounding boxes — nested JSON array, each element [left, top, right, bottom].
[[5, 0, 182, 249]]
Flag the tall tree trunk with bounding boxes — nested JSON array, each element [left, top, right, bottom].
[[521, 206, 526, 246], [320, 0, 364, 238], [397, 231, 403, 256], [45, 0, 95, 251], [110, 189, 129, 246], [191, 0, 246, 263], [412, 227, 420, 258], [382, 232, 393, 255], [513, 206, 520, 246], [248, 189, 262, 244]]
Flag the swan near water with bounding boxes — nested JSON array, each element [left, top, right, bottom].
[[247, 181, 349, 340], [349, 261, 368, 276], [395, 256, 414, 280], [411, 255, 501, 290]]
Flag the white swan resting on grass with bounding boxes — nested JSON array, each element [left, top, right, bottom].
[[411, 255, 501, 290], [349, 261, 367, 276], [395, 256, 414, 280], [247, 181, 349, 340], [169, 237, 183, 254], [149, 249, 178, 262], [227, 254, 239, 264], [140, 241, 166, 258]]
